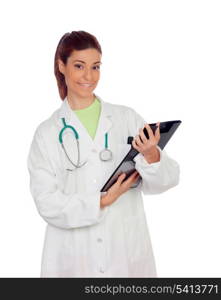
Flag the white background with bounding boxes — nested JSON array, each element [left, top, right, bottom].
[[0, 0, 220, 277]]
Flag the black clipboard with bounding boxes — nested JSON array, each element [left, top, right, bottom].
[[100, 120, 181, 192]]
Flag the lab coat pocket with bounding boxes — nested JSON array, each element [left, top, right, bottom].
[[123, 214, 157, 277], [58, 142, 79, 195], [123, 215, 150, 261], [62, 169, 77, 195]]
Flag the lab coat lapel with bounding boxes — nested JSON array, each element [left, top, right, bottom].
[[92, 94, 112, 148], [57, 95, 113, 161]]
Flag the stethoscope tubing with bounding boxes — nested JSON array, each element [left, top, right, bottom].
[[59, 118, 112, 169]]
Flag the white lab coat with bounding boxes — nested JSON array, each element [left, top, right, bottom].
[[27, 94, 180, 277]]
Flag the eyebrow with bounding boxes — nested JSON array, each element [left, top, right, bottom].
[[73, 60, 102, 64]]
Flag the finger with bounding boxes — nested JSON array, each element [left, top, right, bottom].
[[122, 172, 139, 189], [132, 172, 140, 180], [138, 127, 148, 144], [132, 173, 140, 183], [132, 138, 140, 150], [128, 173, 140, 186], [155, 122, 160, 138], [132, 139, 138, 149], [154, 122, 160, 143], [126, 171, 139, 182], [144, 123, 154, 140], [134, 134, 143, 147], [117, 173, 126, 184]]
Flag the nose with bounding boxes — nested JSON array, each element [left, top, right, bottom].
[[83, 67, 93, 81]]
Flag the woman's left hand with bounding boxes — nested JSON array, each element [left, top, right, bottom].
[[132, 122, 161, 164]]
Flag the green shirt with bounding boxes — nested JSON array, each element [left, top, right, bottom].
[[73, 97, 101, 140]]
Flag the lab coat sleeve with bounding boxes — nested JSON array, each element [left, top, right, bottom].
[[127, 107, 180, 195], [27, 127, 109, 229]]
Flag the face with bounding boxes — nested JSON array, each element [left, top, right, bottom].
[[58, 48, 102, 98]]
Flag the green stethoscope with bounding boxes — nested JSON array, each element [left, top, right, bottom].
[[59, 118, 113, 168]]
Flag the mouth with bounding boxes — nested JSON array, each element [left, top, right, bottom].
[[77, 82, 94, 88]]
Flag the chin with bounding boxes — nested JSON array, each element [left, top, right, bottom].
[[76, 89, 95, 97]]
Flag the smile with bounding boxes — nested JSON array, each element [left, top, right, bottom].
[[77, 83, 94, 87]]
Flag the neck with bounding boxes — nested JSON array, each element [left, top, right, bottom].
[[67, 91, 95, 110]]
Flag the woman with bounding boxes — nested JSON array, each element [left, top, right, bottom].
[[27, 30, 180, 277]]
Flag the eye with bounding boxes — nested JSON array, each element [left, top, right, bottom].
[[74, 64, 101, 70], [93, 65, 100, 70], [74, 64, 83, 69]]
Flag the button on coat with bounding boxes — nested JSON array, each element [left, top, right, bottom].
[[27, 94, 180, 277]]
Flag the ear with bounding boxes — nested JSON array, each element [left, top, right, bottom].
[[58, 59, 65, 75]]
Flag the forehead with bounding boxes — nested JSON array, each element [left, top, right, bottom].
[[68, 48, 101, 63]]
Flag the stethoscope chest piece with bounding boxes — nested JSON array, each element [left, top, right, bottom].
[[99, 148, 112, 161]]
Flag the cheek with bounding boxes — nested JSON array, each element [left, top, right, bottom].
[[65, 70, 80, 86], [68, 70, 79, 80], [91, 71, 100, 81]]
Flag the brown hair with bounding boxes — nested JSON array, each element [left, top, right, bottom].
[[54, 31, 102, 100]]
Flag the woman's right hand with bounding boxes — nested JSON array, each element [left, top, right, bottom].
[[100, 171, 140, 208]]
